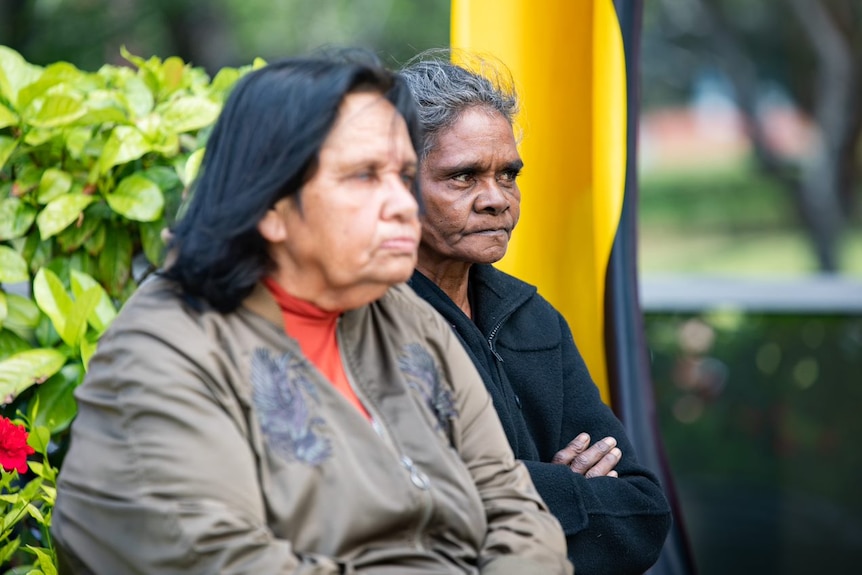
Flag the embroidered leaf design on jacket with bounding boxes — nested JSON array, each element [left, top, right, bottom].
[[398, 343, 458, 436], [251, 348, 332, 465]]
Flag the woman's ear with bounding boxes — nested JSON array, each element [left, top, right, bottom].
[[258, 202, 289, 243]]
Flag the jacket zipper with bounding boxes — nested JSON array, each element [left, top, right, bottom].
[[487, 319, 505, 362], [335, 317, 433, 550]]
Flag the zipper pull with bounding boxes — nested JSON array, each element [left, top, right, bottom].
[[401, 455, 430, 490]]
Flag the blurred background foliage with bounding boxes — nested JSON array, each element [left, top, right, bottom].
[[0, 0, 450, 73], [640, 1, 862, 572], [640, 0, 862, 275], [647, 311, 862, 572]]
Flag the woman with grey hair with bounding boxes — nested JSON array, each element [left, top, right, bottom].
[[402, 52, 672, 575]]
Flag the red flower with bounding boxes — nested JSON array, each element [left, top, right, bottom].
[[0, 417, 35, 474]]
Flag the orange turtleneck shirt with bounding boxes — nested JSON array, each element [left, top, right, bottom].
[[263, 277, 370, 419]]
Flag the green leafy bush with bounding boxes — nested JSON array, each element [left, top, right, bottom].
[[0, 45, 258, 570]]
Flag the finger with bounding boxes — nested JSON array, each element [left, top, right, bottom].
[[584, 447, 622, 478], [551, 433, 590, 465], [607, 470, 618, 478], [569, 436, 616, 475]]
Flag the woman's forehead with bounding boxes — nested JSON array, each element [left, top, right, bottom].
[[321, 93, 416, 165]]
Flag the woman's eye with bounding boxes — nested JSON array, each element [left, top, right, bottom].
[[500, 169, 520, 184], [401, 173, 416, 186]]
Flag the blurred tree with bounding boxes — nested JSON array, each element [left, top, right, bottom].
[[642, 0, 862, 272], [0, 0, 448, 74]]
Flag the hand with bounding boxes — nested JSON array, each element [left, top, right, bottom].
[[551, 433, 621, 478]]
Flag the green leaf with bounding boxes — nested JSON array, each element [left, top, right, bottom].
[[180, 148, 205, 187], [3, 293, 41, 339], [0, 291, 6, 328], [0, 197, 37, 241], [74, 89, 130, 126], [26, 88, 86, 128], [0, 45, 42, 107], [122, 74, 155, 119], [28, 362, 81, 436], [0, 245, 29, 283], [0, 328, 31, 361], [158, 96, 221, 134], [0, 348, 66, 402], [23, 127, 56, 146], [34, 312, 60, 349], [119, 45, 147, 68], [0, 135, 17, 170], [67, 249, 97, 280], [64, 127, 92, 159], [26, 425, 51, 454], [26, 234, 53, 274], [19, 476, 42, 500], [141, 165, 182, 193], [12, 163, 41, 196], [160, 56, 186, 95], [56, 209, 101, 253], [33, 267, 97, 348], [32, 268, 71, 342], [106, 173, 164, 222], [98, 225, 132, 297], [209, 67, 241, 99], [0, 537, 21, 567], [80, 337, 97, 371], [61, 285, 100, 348], [140, 219, 166, 266], [27, 545, 58, 575], [0, 102, 18, 129], [36, 194, 96, 239], [16, 61, 86, 110], [41, 483, 57, 504], [98, 126, 151, 175], [70, 269, 116, 334], [37, 168, 74, 204], [83, 222, 106, 256]]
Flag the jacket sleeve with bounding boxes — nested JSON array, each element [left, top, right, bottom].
[[436, 319, 573, 575], [53, 327, 347, 575], [524, 313, 672, 575]]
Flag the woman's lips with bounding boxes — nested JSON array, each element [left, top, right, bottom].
[[471, 228, 510, 236], [381, 236, 419, 252]]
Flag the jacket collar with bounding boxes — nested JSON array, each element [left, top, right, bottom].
[[468, 265, 535, 335], [241, 282, 286, 331], [409, 265, 535, 336]]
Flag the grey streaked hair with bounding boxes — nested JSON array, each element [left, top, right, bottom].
[[400, 49, 519, 157]]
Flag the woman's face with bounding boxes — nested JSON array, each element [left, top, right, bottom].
[[417, 107, 522, 270], [261, 91, 420, 309]]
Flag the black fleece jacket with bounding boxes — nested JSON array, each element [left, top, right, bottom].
[[409, 266, 671, 575]]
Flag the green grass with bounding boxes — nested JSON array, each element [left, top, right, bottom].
[[638, 227, 862, 276], [638, 163, 862, 277]]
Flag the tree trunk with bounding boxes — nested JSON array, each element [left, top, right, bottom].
[[788, 0, 861, 272]]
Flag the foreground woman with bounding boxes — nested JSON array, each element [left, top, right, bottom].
[[52, 53, 571, 575], [402, 55, 671, 575]]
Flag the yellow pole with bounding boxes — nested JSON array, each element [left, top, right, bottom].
[[451, 0, 627, 403]]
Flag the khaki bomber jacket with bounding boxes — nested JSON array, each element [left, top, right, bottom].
[[52, 275, 573, 575]]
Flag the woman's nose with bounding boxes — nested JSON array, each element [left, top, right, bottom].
[[382, 174, 419, 221], [474, 182, 509, 215]]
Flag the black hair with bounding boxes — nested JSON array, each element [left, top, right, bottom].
[[164, 50, 422, 312]]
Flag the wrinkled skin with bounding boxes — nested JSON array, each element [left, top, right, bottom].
[[417, 106, 620, 478]]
